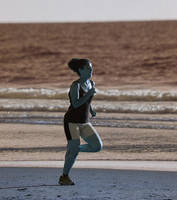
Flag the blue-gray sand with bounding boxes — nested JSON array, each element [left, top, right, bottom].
[[0, 167, 177, 200]]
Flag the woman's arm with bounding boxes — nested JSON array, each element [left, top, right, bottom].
[[89, 80, 96, 117], [69, 82, 95, 109], [90, 104, 96, 117]]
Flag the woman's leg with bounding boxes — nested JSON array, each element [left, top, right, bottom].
[[63, 139, 80, 175], [63, 122, 80, 175], [79, 123, 103, 152], [62, 122, 103, 175]]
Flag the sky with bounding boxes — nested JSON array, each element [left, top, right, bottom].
[[0, 0, 177, 23]]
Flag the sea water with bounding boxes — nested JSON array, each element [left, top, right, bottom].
[[0, 88, 177, 114], [1, 88, 177, 101]]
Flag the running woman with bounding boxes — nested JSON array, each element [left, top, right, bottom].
[[59, 58, 103, 185]]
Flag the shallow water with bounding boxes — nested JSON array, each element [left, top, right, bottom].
[[1, 98, 177, 114], [1, 88, 177, 101], [1, 111, 177, 130]]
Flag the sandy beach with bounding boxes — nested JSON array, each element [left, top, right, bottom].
[[1, 112, 177, 161], [1, 113, 177, 199], [0, 20, 177, 199], [1, 111, 177, 199]]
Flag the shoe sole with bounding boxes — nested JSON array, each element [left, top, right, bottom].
[[59, 181, 75, 186]]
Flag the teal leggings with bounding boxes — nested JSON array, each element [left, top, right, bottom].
[[63, 130, 103, 175]]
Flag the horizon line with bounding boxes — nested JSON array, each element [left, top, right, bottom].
[[0, 18, 177, 24]]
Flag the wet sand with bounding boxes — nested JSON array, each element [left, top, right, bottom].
[[0, 167, 177, 200], [1, 113, 177, 161], [1, 116, 177, 199]]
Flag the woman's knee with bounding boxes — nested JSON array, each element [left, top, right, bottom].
[[92, 134, 103, 152], [94, 140, 103, 152], [90, 139, 103, 152], [84, 134, 103, 152]]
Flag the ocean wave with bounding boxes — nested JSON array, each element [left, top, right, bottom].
[[95, 89, 177, 101], [1, 99, 177, 114], [1, 88, 177, 101]]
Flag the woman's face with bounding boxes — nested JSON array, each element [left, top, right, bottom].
[[79, 62, 93, 80]]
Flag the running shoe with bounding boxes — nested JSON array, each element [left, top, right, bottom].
[[59, 175, 75, 185]]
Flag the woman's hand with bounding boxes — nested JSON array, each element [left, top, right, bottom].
[[91, 110, 96, 118], [90, 105, 96, 118], [88, 87, 96, 96]]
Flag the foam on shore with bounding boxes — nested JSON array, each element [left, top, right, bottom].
[[1, 88, 177, 101]]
